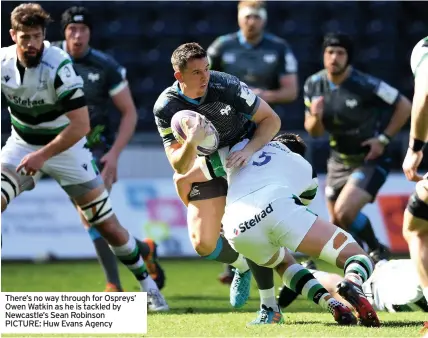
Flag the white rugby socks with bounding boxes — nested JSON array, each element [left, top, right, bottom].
[[231, 254, 249, 272], [259, 287, 279, 312]]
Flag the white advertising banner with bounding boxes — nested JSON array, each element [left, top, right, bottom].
[[1, 174, 415, 260]]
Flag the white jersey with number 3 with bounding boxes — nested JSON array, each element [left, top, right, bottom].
[[209, 140, 316, 205]]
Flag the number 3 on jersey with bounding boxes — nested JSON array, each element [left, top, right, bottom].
[[252, 151, 274, 167]]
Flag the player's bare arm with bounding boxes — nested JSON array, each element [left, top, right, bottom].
[[101, 84, 137, 185], [304, 94, 325, 137], [227, 99, 281, 168]]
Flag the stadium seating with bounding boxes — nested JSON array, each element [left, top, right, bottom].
[[1, 1, 427, 172]]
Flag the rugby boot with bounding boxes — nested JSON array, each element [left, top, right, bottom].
[[147, 288, 169, 312], [104, 283, 123, 292], [218, 264, 234, 285], [329, 300, 358, 325], [142, 238, 166, 290], [247, 305, 285, 325], [230, 268, 252, 308], [336, 280, 380, 327]]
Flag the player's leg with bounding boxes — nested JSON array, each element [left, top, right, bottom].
[[261, 248, 356, 326], [333, 163, 390, 262], [289, 212, 379, 327], [403, 177, 428, 303], [46, 143, 168, 311], [174, 170, 252, 307]]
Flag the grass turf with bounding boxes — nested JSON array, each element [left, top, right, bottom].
[[1, 259, 426, 337]]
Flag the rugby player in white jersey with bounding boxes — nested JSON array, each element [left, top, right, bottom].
[[0, 3, 168, 311], [175, 132, 380, 326], [402, 36, 428, 309]]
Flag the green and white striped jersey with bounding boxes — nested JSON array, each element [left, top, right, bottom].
[[410, 36, 428, 79], [1, 41, 84, 145]]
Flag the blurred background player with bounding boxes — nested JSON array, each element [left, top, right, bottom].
[[154, 42, 281, 308], [279, 259, 428, 313], [1, 3, 168, 311], [304, 32, 411, 262], [207, 0, 299, 286], [52, 6, 165, 292], [402, 36, 428, 306]]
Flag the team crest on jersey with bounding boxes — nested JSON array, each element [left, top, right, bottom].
[[220, 105, 231, 115], [88, 73, 100, 82], [345, 99, 358, 108]]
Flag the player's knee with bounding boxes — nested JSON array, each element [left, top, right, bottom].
[[1, 196, 8, 213], [192, 236, 217, 256], [79, 190, 115, 227], [318, 227, 357, 267], [333, 205, 357, 229]]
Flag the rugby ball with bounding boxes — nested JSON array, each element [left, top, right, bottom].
[[171, 110, 219, 155]]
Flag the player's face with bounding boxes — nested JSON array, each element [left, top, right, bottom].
[[65, 23, 90, 57], [324, 46, 348, 75], [179, 57, 210, 97], [10, 26, 45, 68], [238, 13, 264, 40]]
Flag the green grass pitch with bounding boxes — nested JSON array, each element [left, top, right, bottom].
[[1, 259, 426, 337]]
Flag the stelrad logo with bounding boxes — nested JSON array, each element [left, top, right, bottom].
[[238, 203, 274, 233]]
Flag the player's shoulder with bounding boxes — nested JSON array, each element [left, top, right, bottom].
[[50, 40, 64, 49], [350, 68, 379, 86], [153, 84, 179, 116], [209, 32, 239, 49], [304, 69, 326, 89], [411, 36, 428, 76], [1, 45, 17, 63], [88, 48, 124, 70], [42, 41, 72, 71], [263, 33, 291, 49], [209, 70, 240, 88]]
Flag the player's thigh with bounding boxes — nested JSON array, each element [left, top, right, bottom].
[[222, 198, 277, 266], [272, 195, 319, 253], [43, 138, 104, 200], [1, 136, 42, 207], [187, 178, 228, 249], [403, 177, 428, 235]]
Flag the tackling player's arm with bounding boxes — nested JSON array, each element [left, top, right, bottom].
[[227, 81, 281, 167], [303, 79, 325, 137], [259, 44, 299, 104], [37, 63, 90, 160], [107, 63, 137, 158]]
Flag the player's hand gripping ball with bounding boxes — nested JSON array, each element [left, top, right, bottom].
[[171, 110, 219, 155]]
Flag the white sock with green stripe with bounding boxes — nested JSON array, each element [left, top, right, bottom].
[[344, 255, 374, 287], [282, 264, 342, 313], [109, 235, 158, 292]]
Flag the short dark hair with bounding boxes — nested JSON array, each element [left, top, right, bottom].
[[11, 3, 52, 31], [273, 133, 307, 157], [171, 42, 207, 71]]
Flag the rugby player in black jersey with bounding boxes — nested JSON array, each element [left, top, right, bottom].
[[154, 42, 281, 308], [207, 0, 299, 285], [54, 7, 165, 293], [303, 32, 411, 261]]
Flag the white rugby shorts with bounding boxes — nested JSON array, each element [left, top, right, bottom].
[[222, 185, 317, 265], [1, 132, 101, 197]]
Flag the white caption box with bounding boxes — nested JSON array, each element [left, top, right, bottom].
[[0, 292, 147, 334]]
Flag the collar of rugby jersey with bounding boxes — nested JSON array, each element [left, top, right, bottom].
[[237, 30, 265, 50]]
